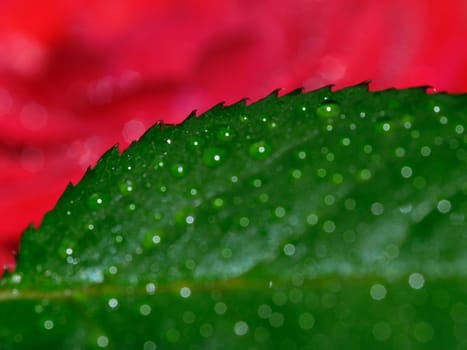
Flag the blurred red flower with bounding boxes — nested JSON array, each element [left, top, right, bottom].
[[1, 0, 467, 269]]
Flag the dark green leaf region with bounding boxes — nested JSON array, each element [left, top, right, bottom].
[[1, 85, 467, 349]]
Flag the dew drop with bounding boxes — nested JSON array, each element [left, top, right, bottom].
[[139, 304, 152, 316], [107, 298, 119, 310], [371, 202, 384, 216], [97, 335, 109, 348], [401, 166, 413, 178], [269, 312, 284, 328], [274, 206, 286, 218], [283, 243, 296, 256], [180, 287, 191, 298], [212, 197, 225, 208], [413, 322, 434, 343], [221, 248, 232, 259], [370, 284, 387, 300], [145, 283, 157, 295], [316, 100, 341, 119], [119, 180, 134, 195], [408, 272, 425, 289], [248, 141, 271, 160], [298, 313, 315, 330], [214, 302, 227, 315], [234, 321, 249, 336], [183, 311, 196, 323], [43, 320, 54, 330], [373, 322, 392, 341], [341, 137, 351, 146], [306, 213, 319, 225], [323, 220, 336, 233], [187, 136, 205, 151], [175, 208, 196, 226], [239, 217, 250, 228], [86, 193, 108, 211], [143, 341, 157, 350], [203, 147, 226, 168], [376, 117, 393, 133], [216, 126, 236, 142], [170, 164, 186, 178], [437, 199, 452, 214], [358, 169, 372, 181]]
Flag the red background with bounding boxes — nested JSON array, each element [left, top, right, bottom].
[[1, 0, 467, 269]]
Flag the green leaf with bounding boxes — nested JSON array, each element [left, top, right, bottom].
[[1, 85, 467, 349]]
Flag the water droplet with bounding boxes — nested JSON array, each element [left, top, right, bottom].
[[357, 169, 372, 182], [250, 177, 263, 188], [408, 272, 425, 289], [166, 328, 180, 343], [306, 213, 319, 225], [214, 302, 227, 315], [371, 202, 384, 216], [145, 283, 157, 295], [221, 248, 232, 259], [97, 335, 109, 348], [107, 298, 119, 310], [274, 206, 286, 218], [143, 341, 157, 350], [143, 230, 164, 249], [126, 203, 137, 212], [216, 126, 235, 142], [341, 137, 351, 146], [297, 150, 307, 160], [248, 141, 271, 160], [239, 217, 250, 228], [376, 117, 394, 133], [258, 304, 272, 320], [10, 273, 22, 284], [370, 284, 387, 300], [108, 266, 118, 275], [437, 199, 452, 213], [323, 220, 336, 233], [175, 208, 196, 226], [43, 320, 54, 330], [283, 243, 296, 256], [119, 180, 134, 196], [395, 147, 406, 158], [234, 321, 249, 336], [203, 147, 226, 168], [316, 101, 341, 119], [170, 164, 186, 178], [413, 322, 434, 343], [183, 311, 196, 324], [291, 169, 302, 179], [373, 322, 392, 341], [86, 193, 108, 211], [139, 304, 152, 316], [344, 198, 356, 210], [401, 166, 413, 178], [363, 144, 373, 154], [439, 116, 448, 125], [324, 194, 335, 206], [180, 286, 191, 298], [212, 197, 225, 208], [298, 313, 315, 330], [269, 312, 284, 328], [187, 136, 205, 151]]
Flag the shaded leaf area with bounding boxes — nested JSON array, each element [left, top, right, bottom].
[[1, 85, 467, 349]]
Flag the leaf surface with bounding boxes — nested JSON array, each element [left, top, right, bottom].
[[1, 85, 467, 349]]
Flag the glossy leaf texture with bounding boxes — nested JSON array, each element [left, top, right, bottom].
[[1, 85, 467, 349]]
